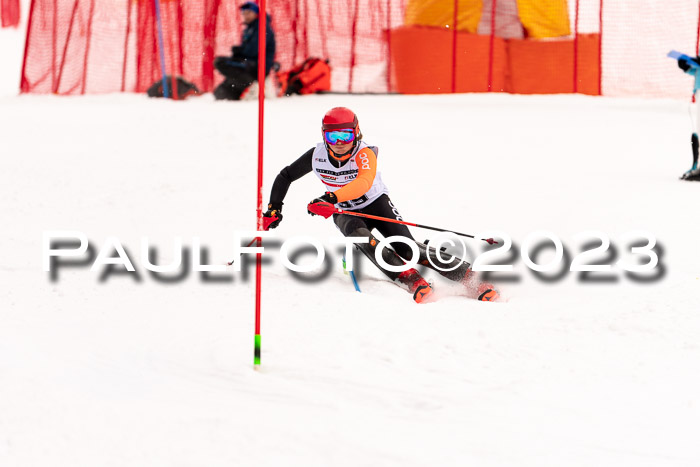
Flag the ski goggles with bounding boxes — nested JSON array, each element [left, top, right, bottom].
[[324, 129, 355, 145]]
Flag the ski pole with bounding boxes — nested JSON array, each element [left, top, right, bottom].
[[226, 237, 259, 266], [335, 208, 499, 245], [342, 254, 361, 292]]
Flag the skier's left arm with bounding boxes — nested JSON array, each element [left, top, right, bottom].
[[307, 147, 378, 218], [332, 147, 378, 203]]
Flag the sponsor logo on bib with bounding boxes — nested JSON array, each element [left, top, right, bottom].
[[358, 152, 370, 170]]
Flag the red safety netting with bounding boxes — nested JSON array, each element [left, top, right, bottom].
[[21, 0, 403, 95], [600, 0, 699, 99], [18, 0, 700, 99], [1, 0, 20, 27]]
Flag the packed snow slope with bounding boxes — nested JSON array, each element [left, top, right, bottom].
[[1, 85, 700, 467]]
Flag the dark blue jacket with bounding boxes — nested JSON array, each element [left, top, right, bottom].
[[236, 14, 276, 75]]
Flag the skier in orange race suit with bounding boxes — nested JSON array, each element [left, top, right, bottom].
[[261, 107, 499, 303]]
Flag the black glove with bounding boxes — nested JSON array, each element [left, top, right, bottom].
[[262, 202, 283, 230], [307, 192, 338, 218], [231, 46, 243, 58]]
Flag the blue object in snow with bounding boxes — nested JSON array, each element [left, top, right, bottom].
[[342, 255, 361, 293]]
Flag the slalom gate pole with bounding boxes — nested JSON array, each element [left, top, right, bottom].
[[342, 254, 362, 292], [254, 0, 268, 369], [335, 208, 499, 245], [153, 0, 170, 98]]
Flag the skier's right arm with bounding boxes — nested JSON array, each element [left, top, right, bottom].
[[263, 148, 314, 230]]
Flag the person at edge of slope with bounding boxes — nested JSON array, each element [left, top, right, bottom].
[[677, 54, 700, 181], [260, 107, 499, 304]]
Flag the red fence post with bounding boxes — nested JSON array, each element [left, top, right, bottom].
[[451, 0, 458, 93], [121, 0, 133, 92], [488, 0, 497, 92], [54, 0, 79, 94], [598, 0, 603, 95], [52, 0, 57, 92], [303, 0, 309, 59], [177, 0, 183, 76], [349, 0, 359, 93], [385, 0, 392, 92], [573, 0, 580, 93], [695, 0, 700, 56], [80, 0, 95, 94], [20, 0, 37, 92]]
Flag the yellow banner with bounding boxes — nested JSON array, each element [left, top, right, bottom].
[[405, 0, 483, 33], [516, 0, 570, 38], [404, 0, 570, 38]]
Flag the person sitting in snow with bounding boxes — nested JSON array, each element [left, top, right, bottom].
[[260, 107, 499, 303], [213, 2, 276, 101], [677, 55, 700, 181]]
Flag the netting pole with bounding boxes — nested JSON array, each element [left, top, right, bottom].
[[451, 0, 458, 93], [598, 0, 603, 95], [573, 0, 580, 93], [177, 0, 183, 76], [51, 0, 57, 92], [54, 0, 79, 94], [318, 0, 329, 58], [165, 3, 178, 99], [202, 0, 220, 92], [349, 0, 360, 93], [80, 0, 95, 94], [153, 0, 169, 98], [692, 0, 700, 103], [487, 0, 496, 91], [121, 0, 132, 92], [385, 0, 392, 92], [303, 0, 309, 59], [696, 1, 700, 56], [19, 0, 36, 92], [254, 0, 268, 369], [292, 0, 298, 65]]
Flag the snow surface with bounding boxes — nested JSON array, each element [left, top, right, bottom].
[[2, 19, 700, 467]]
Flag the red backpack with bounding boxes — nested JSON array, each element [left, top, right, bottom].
[[278, 58, 331, 96]]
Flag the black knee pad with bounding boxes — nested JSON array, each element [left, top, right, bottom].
[[348, 226, 372, 238], [335, 214, 367, 237]]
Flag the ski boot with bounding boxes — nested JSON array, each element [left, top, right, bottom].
[[462, 268, 500, 302], [476, 282, 499, 302], [397, 268, 433, 304]]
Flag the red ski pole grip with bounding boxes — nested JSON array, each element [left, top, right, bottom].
[[307, 201, 337, 219]]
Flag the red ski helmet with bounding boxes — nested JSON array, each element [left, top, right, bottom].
[[321, 107, 362, 159]]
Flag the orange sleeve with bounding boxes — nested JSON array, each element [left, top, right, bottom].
[[332, 147, 378, 203]]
